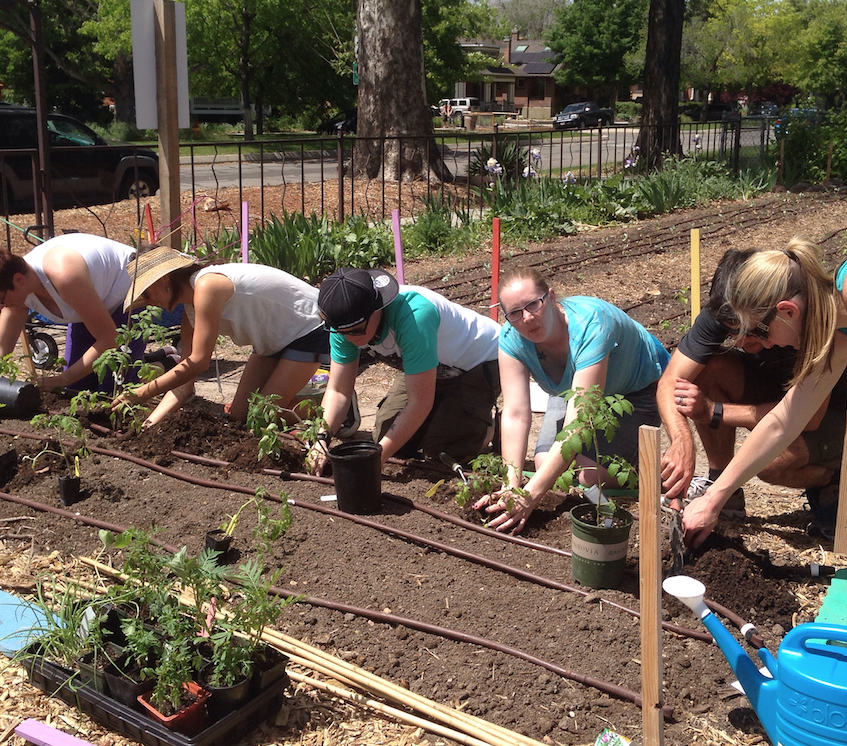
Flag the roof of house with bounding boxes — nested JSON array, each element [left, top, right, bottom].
[[461, 36, 561, 78]]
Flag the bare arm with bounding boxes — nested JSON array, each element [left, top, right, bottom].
[[43, 249, 119, 387], [658, 350, 704, 499], [683, 339, 847, 546], [307, 358, 359, 475], [113, 273, 232, 408], [0, 306, 29, 359], [496, 349, 534, 488], [139, 314, 197, 426], [482, 356, 610, 533]]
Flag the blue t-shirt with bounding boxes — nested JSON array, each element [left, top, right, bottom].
[[499, 295, 669, 395], [837, 261, 847, 337], [330, 286, 500, 376]]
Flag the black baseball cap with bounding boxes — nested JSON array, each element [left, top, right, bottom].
[[318, 268, 400, 330]]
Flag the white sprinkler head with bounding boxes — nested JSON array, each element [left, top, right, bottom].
[[662, 575, 710, 618]]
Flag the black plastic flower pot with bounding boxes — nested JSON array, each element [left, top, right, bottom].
[[328, 441, 383, 514], [77, 650, 110, 695], [204, 529, 232, 560], [103, 653, 155, 708], [0, 377, 41, 418], [58, 475, 81, 506], [199, 662, 252, 721], [249, 645, 289, 695]]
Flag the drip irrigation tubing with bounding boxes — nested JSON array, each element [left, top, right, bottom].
[[423, 196, 833, 308], [0, 426, 710, 645], [0, 482, 674, 718]]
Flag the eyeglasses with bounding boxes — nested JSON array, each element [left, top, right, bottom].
[[326, 319, 370, 337], [503, 291, 548, 324], [747, 308, 777, 340]]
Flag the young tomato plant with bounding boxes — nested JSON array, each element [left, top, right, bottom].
[[246, 391, 284, 460], [29, 412, 89, 476], [455, 453, 511, 508], [553, 385, 637, 524]]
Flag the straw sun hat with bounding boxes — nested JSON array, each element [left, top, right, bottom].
[[124, 247, 197, 311]]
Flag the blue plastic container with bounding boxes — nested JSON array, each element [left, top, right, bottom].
[[772, 624, 847, 745]]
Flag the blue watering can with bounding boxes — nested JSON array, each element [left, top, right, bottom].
[[663, 575, 847, 746]]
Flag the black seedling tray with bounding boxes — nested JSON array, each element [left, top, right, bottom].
[[23, 655, 285, 746]]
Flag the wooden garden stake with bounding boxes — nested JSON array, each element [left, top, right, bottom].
[[638, 425, 664, 745], [690, 229, 700, 322], [18, 331, 37, 379]]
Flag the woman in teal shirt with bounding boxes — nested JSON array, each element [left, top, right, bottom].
[[476, 265, 669, 533]]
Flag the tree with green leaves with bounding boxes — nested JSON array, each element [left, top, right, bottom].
[[546, 0, 648, 103]]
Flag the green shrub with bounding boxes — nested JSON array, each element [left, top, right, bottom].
[[615, 101, 641, 123], [468, 138, 528, 182]]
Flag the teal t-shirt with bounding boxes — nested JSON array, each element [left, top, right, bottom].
[[330, 287, 500, 375], [498, 295, 669, 395]]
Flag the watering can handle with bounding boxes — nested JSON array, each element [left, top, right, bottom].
[[785, 623, 847, 651]]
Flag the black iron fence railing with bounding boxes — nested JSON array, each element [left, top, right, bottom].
[[2, 117, 778, 247]]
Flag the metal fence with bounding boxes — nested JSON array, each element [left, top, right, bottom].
[[3, 116, 777, 247]]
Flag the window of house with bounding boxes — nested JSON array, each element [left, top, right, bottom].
[[514, 45, 528, 52], [516, 79, 525, 89], [530, 79, 546, 99]]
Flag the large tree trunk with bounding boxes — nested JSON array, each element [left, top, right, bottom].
[[639, 0, 684, 169], [356, 0, 451, 182]]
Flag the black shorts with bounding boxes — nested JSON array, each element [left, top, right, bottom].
[[265, 325, 331, 365]]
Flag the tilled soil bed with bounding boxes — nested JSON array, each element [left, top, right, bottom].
[[0, 189, 846, 746]]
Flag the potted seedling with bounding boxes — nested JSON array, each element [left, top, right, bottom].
[[29, 411, 89, 505], [136, 601, 210, 736], [554, 385, 638, 589], [0, 353, 40, 415], [205, 487, 292, 563]]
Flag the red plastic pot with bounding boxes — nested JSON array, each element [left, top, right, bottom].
[[137, 681, 210, 736]]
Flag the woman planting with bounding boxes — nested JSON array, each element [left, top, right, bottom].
[[0, 233, 140, 391], [683, 238, 847, 547], [114, 248, 331, 427], [474, 266, 669, 533]]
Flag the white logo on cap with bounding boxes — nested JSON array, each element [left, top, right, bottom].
[[373, 275, 391, 289]]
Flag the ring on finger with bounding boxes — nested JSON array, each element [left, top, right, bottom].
[[677, 396, 684, 405]]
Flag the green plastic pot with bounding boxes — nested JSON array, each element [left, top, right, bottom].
[[569, 502, 634, 589]]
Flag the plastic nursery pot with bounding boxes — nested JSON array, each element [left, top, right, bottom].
[[328, 441, 383, 515], [204, 529, 232, 560], [200, 662, 252, 720], [0, 377, 40, 418], [138, 681, 210, 736], [77, 650, 110, 695], [569, 502, 634, 590], [58, 475, 80, 507], [249, 645, 290, 696], [103, 657, 154, 708]]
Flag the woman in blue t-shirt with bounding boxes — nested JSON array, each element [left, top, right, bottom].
[[684, 238, 847, 547], [475, 265, 669, 533]]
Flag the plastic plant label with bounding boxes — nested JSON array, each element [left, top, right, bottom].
[[593, 728, 631, 746]]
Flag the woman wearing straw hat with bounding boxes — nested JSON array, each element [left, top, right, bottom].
[[0, 233, 141, 391], [114, 247, 332, 427]]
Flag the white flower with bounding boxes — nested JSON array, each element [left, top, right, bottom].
[[531, 148, 541, 161], [563, 170, 576, 184], [522, 166, 537, 177]]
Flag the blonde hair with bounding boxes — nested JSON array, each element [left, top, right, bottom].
[[729, 237, 836, 384]]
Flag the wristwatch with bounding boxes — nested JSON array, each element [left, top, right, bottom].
[[710, 401, 724, 429]]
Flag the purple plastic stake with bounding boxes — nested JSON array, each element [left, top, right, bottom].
[[392, 209, 405, 284], [241, 201, 249, 263]]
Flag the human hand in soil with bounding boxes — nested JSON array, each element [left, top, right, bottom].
[[38, 373, 66, 391], [681, 491, 720, 547], [672, 379, 712, 424], [111, 388, 143, 413], [473, 487, 535, 533], [306, 441, 330, 475]]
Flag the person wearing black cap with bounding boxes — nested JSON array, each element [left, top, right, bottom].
[[308, 267, 501, 472]]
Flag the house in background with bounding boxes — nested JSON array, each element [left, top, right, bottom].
[[452, 30, 565, 119]]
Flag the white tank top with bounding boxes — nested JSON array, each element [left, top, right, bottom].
[[24, 234, 135, 323], [186, 264, 322, 356]]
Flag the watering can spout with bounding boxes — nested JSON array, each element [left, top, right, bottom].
[[663, 576, 781, 745]]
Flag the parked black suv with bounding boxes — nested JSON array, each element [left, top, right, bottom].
[[0, 103, 159, 212]]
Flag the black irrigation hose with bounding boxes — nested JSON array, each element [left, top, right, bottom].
[[0, 426, 710, 645], [0, 482, 675, 718]]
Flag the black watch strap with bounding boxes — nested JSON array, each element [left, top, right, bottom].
[[710, 401, 724, 429]]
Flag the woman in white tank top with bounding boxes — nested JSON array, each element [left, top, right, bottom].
[[114, 247, 331, 427], [0, 234, 136, 390]]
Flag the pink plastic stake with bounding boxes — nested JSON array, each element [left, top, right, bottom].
[[490, 217, 501, 321], [241, 201, 249, 263], [144, 203, 156, 244], [392, 208, 405, 284]]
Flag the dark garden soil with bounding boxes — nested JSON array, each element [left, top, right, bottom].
[[1, 189, 847, 745]]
